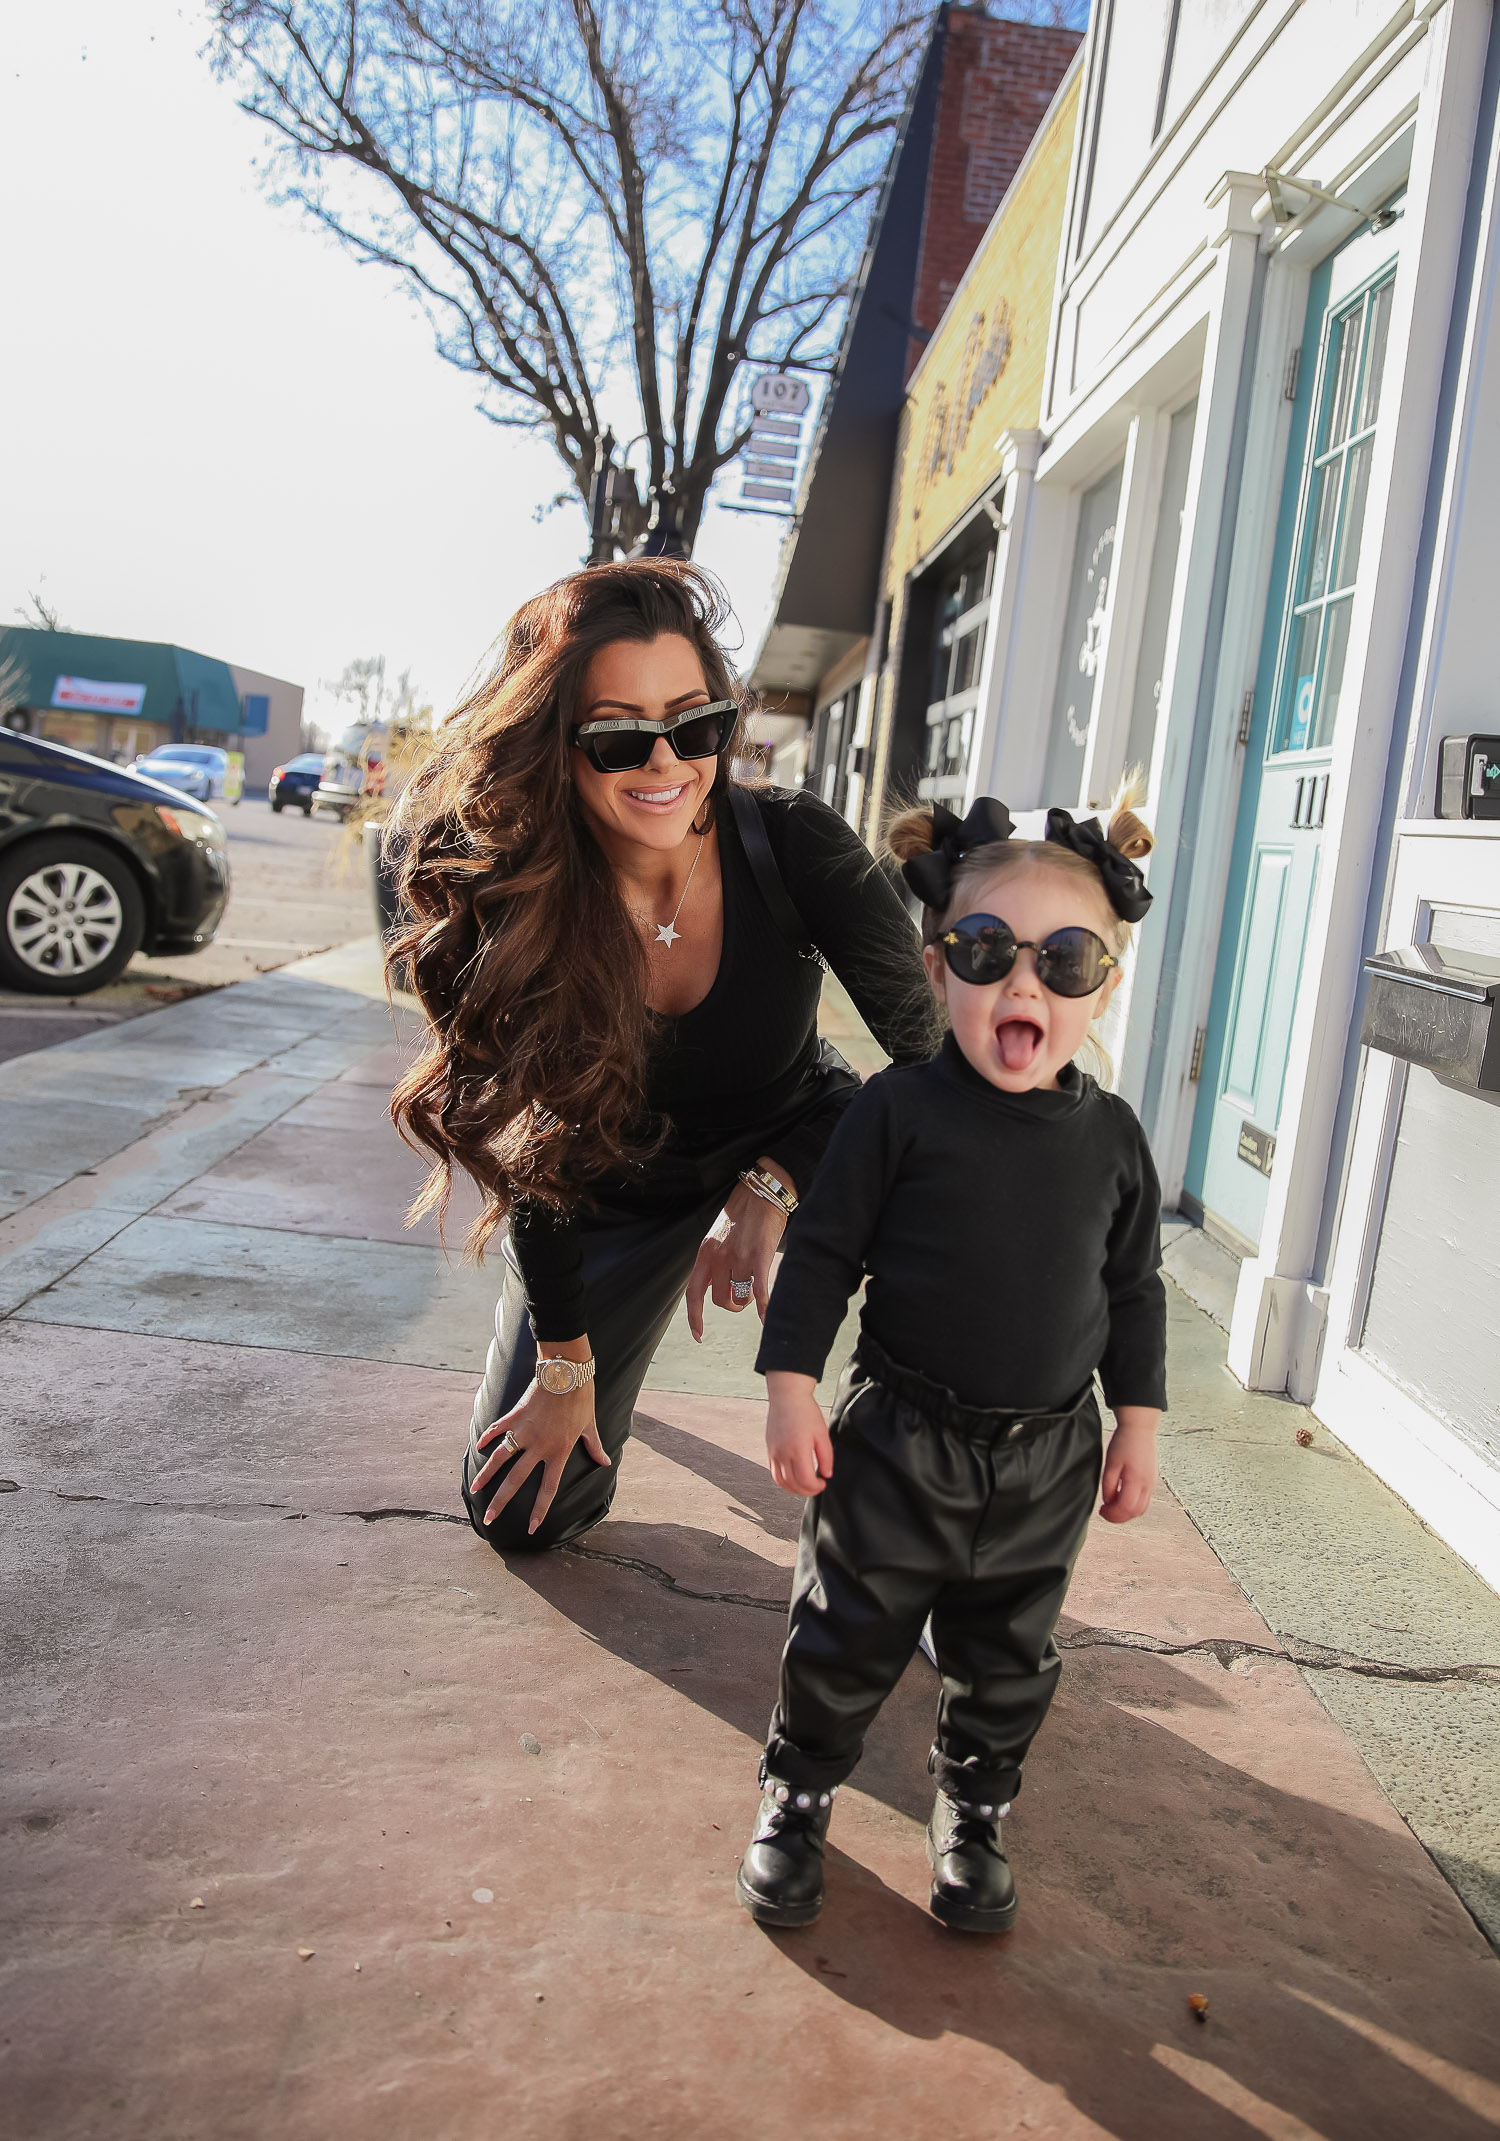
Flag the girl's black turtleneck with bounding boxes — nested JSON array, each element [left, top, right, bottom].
[[756, 1032, 1167, 1414]]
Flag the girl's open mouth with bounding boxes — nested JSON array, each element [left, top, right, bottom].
[[624, 782, 689, 807], [995, 1016, 1044, 1072]]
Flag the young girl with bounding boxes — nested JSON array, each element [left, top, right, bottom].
[[736, 792, 1166, 1933]]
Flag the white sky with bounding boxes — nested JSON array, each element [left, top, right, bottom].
[[0, 2, 787, 736]]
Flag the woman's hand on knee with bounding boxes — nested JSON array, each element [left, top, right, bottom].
[[685, 1174, 788, 1341], [473, 1364, 610, 1537]]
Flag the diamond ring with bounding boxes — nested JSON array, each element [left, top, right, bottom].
[[730, 1278, 754, 1302]]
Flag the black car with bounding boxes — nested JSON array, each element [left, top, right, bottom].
[[0, 729, 230, 994], [268, 752, 325, 814]]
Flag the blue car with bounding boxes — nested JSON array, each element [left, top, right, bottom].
[[268, 753, 325, 814], [135, 744, 231, 803]]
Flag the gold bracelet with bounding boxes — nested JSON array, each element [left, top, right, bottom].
[[739, 1166, 797, 1217]]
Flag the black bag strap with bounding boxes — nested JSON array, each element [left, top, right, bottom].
[[725, 783, 820, 961]]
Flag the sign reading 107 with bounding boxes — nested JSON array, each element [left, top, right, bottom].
[[751, 374, 811, 414]]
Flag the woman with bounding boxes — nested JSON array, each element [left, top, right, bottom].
[[390, 560, 934, 1552]]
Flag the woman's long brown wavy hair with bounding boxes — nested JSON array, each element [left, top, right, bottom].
[[388, 560, 749, 1254]]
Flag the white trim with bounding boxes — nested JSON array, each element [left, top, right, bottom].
[[1315, 1347, 1500, 1594], [1316, 823, 1500, 1586]]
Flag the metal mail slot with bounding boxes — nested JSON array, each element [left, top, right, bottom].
[[1361, 945, 1500, 1093]]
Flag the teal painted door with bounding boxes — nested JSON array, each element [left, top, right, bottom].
[[1196, 262, 1396, 1246]]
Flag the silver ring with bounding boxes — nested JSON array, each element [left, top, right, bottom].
[[730, 1278, 754, 1302], [497, 1429, 521, 1457]]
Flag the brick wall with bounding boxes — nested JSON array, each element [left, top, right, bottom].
[[909, 11, 1082, 379]]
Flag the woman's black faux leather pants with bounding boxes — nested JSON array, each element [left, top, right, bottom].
[[764, 1344, 1103, 1806], [461, 1185, 730, 1553]]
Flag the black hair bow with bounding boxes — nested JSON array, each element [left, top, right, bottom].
[[1044, 808, 1153, 923], [900, 795, 1015, 907]]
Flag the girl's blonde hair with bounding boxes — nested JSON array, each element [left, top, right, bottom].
[[882, 776, 1155, 1083]]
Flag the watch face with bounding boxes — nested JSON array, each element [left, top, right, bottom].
[[537, 1359, 576, 1394]]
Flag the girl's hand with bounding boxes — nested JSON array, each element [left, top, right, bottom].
[[1099, 1406, 1160, 1524], [471, 1342, 610, 1537], [684, 1160, 795, 1340], [765, 1372, 834, 1498]]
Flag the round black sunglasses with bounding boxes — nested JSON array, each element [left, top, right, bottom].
[[573, 699, 736, 775], [939, 913, 1117, 998]]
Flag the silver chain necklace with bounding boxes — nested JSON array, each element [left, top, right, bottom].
[[635, 832, 705, 950]]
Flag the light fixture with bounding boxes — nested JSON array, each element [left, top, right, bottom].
[[1262, 166, 1400, 233]]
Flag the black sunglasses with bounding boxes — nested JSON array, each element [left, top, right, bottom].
[[573, 699, 736, 774], [939, 913, 1117, 998]]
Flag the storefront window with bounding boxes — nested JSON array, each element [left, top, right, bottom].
[[1042, 459, 1124, 803], [1124, 400, 1196, 780], [1272, 274, 1394, 754], [919, 546, 994, 802], [807, 689, 854, 811]]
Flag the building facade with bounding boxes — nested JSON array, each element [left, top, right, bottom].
[[751, 7, 1082, 774], [0, 629, 304, 791], [862, 57, 1082, 833], [944, 0, 1497, 1581]]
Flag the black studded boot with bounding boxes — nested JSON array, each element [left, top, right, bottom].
[[735, 1776, 839, 1927], [926, 1790, 1017, 1933]]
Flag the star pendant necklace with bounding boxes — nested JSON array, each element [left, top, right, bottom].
[[642, 831, 705, 950]]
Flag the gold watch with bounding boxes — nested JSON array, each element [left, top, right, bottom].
[[535, 1355, 597, 1396]]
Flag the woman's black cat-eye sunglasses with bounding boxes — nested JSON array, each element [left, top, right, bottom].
[[940, 912, 1117, 998], [573, 699, 737, 775]]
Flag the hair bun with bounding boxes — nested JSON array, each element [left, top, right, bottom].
[[883, 805, 939, 865], [1106, 772, 1154, 862]]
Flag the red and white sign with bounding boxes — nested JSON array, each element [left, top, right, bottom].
[[52, 675, 148, 716]]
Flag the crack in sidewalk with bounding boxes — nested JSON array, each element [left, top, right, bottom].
[[560, 1539, 787, 1614], [37, 1490, 1500, 1681], [1059, 1624, 1500, 1686]]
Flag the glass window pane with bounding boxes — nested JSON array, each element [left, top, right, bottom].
[[1334, 438, 1374, 592], [1277, 608, 1322, 753], [930, 636, 952, 705], [1125, 399, 1197, 778], [1325, 309, 1361, 449], [1360, 278, 1395, 430], [1042, 460, 1124, 799], [1312, 598, 1353, 748], [1299, 464, 1339, 603], [951, 622, 985, 696]]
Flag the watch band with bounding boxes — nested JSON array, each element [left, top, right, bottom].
[[534, 1355, 597, 1396], [739, 1166, 798, 1217]]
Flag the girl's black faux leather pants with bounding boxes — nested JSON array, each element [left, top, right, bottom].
[[764, 1342, 1103, 1806]]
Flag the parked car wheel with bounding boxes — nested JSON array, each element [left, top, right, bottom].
[[271, 797, 285, 813], [0, 836, 146, 995], [301, 800, 314, 816]]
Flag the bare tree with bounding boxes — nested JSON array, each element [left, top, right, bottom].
[[210, 0, 929, 552], [14, 588, 68, 631], [324, 653, 431, 729]]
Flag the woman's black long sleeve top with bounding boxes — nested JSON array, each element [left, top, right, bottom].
[[755, 1034, 1168, 1414], [509, 786, 936, 1341]]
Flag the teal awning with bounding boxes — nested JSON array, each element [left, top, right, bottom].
[[0, 628, 244, 734]]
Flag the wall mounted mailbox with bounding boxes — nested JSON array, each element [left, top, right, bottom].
[[1362, 944, 1500, 1093], [1437, 733, 1500, 819]]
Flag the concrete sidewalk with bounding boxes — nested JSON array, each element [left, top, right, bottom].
[[2, 941, 1498, 2141]]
